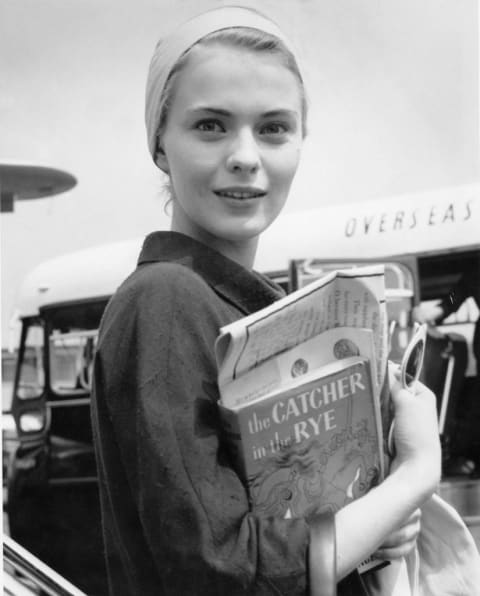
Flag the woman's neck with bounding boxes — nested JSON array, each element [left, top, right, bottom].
[[170, 213, 258, 270]]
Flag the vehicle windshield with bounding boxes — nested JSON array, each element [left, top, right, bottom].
[[44, 300, 106, 397], [49, 330, 97, 395]]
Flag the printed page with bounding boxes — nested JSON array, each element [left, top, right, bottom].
[[216, 265, 387, 391], [220, 327, 377, 409]]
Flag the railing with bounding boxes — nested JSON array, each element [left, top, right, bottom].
[[3, 535, 87, 596]]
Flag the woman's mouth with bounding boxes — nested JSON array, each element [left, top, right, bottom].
[[214, 188, 266, 200]]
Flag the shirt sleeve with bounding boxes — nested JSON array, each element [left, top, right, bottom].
[[94, 263, 312, 595]]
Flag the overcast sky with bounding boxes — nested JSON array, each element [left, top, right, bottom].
[[1, 0, 479, 345]]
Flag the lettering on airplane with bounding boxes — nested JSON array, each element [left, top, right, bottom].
[[344, 199, 473, 238]]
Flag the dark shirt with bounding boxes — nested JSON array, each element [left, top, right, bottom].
[[91, 231, 364, 596], [91, 231, 310, 596]]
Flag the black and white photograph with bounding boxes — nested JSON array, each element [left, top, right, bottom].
[[1, 1, 479, 595]]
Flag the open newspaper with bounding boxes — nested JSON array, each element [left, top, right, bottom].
[[215, 265, 390, 574]]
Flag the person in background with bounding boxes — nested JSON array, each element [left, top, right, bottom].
[[413, 257, 479, 370], [90, 7, 441, 595], [413, 255, 480, 477]]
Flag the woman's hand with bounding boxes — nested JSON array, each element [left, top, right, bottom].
[[374, 508, 421, 560], [388, 362, 442, 495]]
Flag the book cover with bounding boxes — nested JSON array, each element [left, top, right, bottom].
[[220, 356, 383, 520]]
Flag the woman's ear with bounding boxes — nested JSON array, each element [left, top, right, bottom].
[[155, 145, 169, 173]]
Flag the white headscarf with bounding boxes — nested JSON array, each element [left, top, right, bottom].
[[145, 5, 300, 162]]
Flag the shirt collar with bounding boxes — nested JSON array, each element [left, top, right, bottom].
[[137, 231, 284, 315]]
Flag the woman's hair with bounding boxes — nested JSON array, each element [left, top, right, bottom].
[[154, 26, 308, 161]]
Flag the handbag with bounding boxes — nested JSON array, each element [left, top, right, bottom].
[[363, 493, 480, 595], [415, 492, 480, 595]]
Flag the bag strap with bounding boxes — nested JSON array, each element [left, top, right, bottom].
[[309, 511, 337, 596]]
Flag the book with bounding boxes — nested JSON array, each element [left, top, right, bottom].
[[215, 265, 390, 573], [219, 356, 383, 520]]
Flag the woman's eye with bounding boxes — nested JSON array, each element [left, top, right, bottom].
[[195, 119, 225, 133], [260, 122, 289, 136]]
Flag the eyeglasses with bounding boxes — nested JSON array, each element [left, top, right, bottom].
[[400, 322, 427, 390], [387, 322, 427, 457]]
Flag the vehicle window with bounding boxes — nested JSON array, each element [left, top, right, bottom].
[[16, 323, 44, 400], [417, 249, 479, 377], [289, 259, 414, 291], [49, 330, 97, 395], [284, 258, 417, 360]]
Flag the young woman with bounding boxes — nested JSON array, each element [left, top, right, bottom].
[[91, 7, 441, 596]]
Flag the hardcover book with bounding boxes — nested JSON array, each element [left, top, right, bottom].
[[219, 356, 383, 519]]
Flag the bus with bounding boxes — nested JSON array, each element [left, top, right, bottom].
[[3, 183, 480, 593]]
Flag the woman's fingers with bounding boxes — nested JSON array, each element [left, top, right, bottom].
[[388, 364, 441, 484]]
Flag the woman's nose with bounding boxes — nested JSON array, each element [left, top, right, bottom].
[[226, 130, 260, 174]]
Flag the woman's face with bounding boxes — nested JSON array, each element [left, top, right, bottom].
[[158, 43, 304, 261]]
